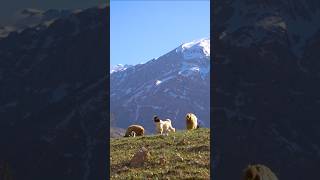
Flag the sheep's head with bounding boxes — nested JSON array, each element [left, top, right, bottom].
[[130, 131, 136, 137], [186, 113, 193, 121], [186, 113, 193, 122], [153, 115, 160, 123]]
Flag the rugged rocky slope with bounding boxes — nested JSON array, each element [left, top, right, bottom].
[[0, 8, 74, 38], [213, 0, 320, 179], [0, 6, 108, 180]]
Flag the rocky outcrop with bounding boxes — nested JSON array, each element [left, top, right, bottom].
[[129, 147, 150, 167]]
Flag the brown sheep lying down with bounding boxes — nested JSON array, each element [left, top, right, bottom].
[[124, 125, 145, 137], [243, 164, 278, 180], [185, 113, 199, 130]]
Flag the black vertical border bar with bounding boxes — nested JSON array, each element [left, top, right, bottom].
[[210, 0, 216, 179], [105, 1, 111, 179]]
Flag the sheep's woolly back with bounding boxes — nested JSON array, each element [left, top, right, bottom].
[[185, 113, 198, 130], [124, 125, 145, 137], [243, 164, 278, 180]]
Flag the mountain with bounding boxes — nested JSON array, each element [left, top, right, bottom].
[[214, 0, 320, 179], [110, 64, 133, 74], [110, 38, 210, 133], [0, 6, 108, 180], [0, 8, 74, 38]]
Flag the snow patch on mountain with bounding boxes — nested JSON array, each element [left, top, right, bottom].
[[110, 64, 133, 74], [0, 26, 16, 38], [20, 8, 44, 17], [176, 38, 210, 60], [155, 80, 162, 85], [155, 75, 176, 86], [0, 8, 75, 39], [179, 62, 209, 80]]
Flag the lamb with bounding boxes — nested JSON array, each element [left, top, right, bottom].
[[154, 116, 176, 136], [185, 113, 199, 130], [124, 125, 145, 137], [243, 164, 278, 180]]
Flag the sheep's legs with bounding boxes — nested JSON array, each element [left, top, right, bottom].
[[163, 129, 169, 136], [168, 126, 175, 133]]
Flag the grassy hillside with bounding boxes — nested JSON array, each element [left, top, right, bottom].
[[110, 128, 210, 179]]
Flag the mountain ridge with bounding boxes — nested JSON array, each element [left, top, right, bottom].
[[0, 6, 108, 180], [214, 0, 320, 179], [111, 38, 210, 133]]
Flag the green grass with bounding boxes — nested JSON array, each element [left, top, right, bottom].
[[110, 128, 210, 180]]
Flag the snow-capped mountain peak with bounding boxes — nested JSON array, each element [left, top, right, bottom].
[[111, 37, 210, 132], [110, 64, 133, 74], [176, 38, 210, 60]]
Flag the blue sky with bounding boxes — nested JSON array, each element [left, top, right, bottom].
[[111, 0, 210, 67]]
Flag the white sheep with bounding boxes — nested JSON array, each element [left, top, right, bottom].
[[185, 113, 199, 130]]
